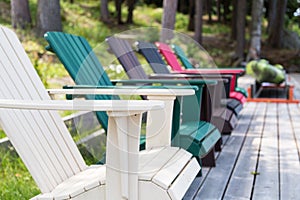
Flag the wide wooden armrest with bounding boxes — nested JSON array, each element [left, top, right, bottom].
[[148, 73, 230, 83], [0, 99, 164, 112], [47, 86, 196, 97], [112, 79, 217, 86], [178, 68, 244, 75]]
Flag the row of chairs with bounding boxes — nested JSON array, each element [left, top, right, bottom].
[[0, 25, 246, 199]]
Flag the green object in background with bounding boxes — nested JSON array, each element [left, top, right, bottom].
[[246, 59, 285, 84]]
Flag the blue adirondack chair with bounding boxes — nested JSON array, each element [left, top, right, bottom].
[[44, 32, 221, 167], [136, 41, 243, 117]]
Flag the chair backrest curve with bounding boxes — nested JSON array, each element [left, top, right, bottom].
[[136, 41, 170, 74], [0, 26, 86, 193], [44, 31, 117, 131], [171, 44, 195, 69], [155, 42, 184, 72], [106, 36, 148, 80]]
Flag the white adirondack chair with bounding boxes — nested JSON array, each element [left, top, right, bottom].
[[0, 25, 200, 200]]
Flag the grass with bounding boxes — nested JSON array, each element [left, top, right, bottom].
[[0, 147, 40, 199], [0, 130, 6, 139]]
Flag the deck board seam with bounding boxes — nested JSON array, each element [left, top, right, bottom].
[[249, 103, 267, 199], [221, 103, 259, 199]]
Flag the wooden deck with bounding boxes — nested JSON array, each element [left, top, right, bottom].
[[184, 102, 300, 200]]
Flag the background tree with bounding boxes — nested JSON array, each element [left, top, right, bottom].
[[234, 0, 246, 63], [247, 0, 264, 61], [268, 0, 287, 48], [100, 0, 110, 23], [115, 0, 136, 24], [194, 0, 203, 44], [188, 0, 195, 31], [115, 0, 122, 24], [126, 0, 135, 24], [11, 0, 32, 29], [267, 0, 277, 33], [36, 0, 62, 36], [161, 0, 178, 41], [231, 0, 237, 40]]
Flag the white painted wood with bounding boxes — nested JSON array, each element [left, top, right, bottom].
[[105, 113, 143, 200], [139, 181, 171, 200], [153, 149, 193, 189], [139, 147, 179, 181], [0, 99, 164, 112], [252, 103, 279, 199], [146, 97, 175, 149], [47, 88, 195, 96], [0, 26, 80, 192], [168, 158, 200, 200], [72, 186, 106, 200]]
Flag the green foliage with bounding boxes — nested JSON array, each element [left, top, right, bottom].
[[203, 23, 230, 35], [0, 130, 6, 139], [175, 12, 189, 31], [135, 6, 162, 26], [0, 148, 40, 199]]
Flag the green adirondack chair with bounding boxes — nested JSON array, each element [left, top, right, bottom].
[[44, 32, 221, 167]]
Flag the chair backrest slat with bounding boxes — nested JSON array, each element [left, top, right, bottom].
[[155, 42, 184, 72], [136, 41, 170, 74], [106, 36, 148, 80], [0, 26, 86, 193], [45, 32, 118, 131], [171, 44, 194, 69]]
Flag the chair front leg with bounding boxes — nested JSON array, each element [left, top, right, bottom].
[[106, 111, 142, 200]]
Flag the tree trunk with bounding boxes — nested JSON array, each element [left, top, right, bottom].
[[188, 0, 195, 31], [115, 0, 123, 24], [247, 0, 264, 61], [223, 0, 230, 23], [36, 0, 62, 36], [267, 0, 287, 48], [100, 0, 110, 23], [267, 0, 277, 33], [234, 0, 246, 61], [11, 0, 32, 29], [206, 0, 212, 23], [126, 0, 135, 24], [194, 0, 203, 44], [231, 0, 238, 40], [178, 0, 189, 13], [217, 0, 221, 22], [161, 0, 178, 42]]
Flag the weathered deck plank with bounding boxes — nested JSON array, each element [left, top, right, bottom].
[[184, 101, 300, 200], [280, 103, 300, 199], [223, 103, 266, 200], [192, 103, 256, 199], [252, 103, 279, 199]]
